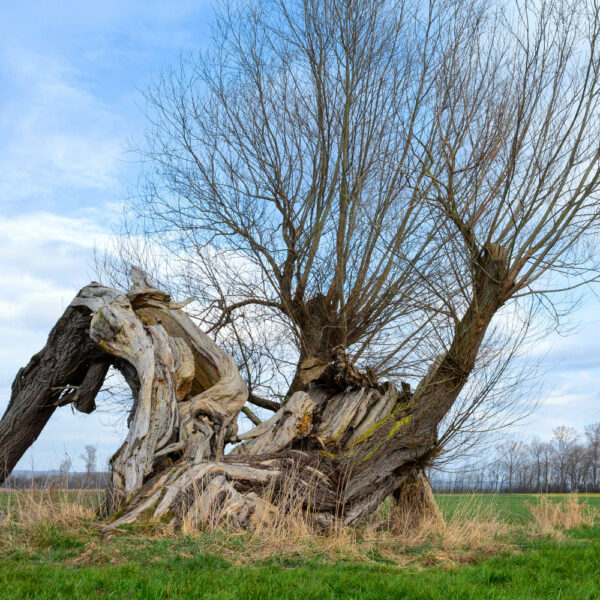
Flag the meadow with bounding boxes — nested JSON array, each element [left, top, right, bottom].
[[1, 491, 599, 599]]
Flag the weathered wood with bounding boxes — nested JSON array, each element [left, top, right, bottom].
[[232, 392, 315, 455], [0, 258, 507, 530]]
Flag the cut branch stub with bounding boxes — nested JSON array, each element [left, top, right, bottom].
[[232, 391, 316, 455]]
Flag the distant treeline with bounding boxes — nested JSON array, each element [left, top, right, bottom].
[[431, 424, 600, 494], [0, 443, 107, 489]]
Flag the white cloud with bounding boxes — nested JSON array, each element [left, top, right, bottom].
[[0, 52, 126, 208], [0, 211, 110, 249], [0, 212, 112, 336]]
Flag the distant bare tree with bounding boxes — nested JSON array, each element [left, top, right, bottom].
[[551, 426, 579, 490], [80, 445, 97, 477], [497, 439, 528, 492], [565, 442, 589, 491], [58, 454, 72, 487], [530, 437, 551, 492], [585, 423, 600, 489]]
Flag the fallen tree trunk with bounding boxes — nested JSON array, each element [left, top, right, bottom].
[[0, 259, 505, 530]]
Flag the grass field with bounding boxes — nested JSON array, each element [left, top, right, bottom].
[[1, 491, 599, 599], [436, 492, 600, 524]]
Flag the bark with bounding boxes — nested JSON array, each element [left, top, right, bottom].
[[0, 252, 507, 531], [0, 283, 118, 483], [392, 471, 444, 530]]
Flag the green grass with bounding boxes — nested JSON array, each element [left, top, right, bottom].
[[1, 492, 599, 599], [1, 530, 600, 599], [436, 493, 600, 524]]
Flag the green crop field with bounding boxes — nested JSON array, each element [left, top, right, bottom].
[[1, 491, 599, 599]]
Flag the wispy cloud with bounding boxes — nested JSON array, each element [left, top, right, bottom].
[[0, 53, 126, 209], [0, 0, 214, 471]]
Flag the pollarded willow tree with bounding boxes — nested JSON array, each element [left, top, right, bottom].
[[2, 0, 600, 530]]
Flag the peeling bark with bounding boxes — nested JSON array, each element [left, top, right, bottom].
[[0, 257, 506, 530]]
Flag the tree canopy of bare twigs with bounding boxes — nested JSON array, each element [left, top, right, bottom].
[[100, 0, 600, 466]]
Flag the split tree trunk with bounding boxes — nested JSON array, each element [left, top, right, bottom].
[[0, 250, 507, 531]]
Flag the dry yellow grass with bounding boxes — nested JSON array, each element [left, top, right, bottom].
[[176, 475, 516, 566], [1, 487, 595, 569], [527, 493, 597, 538], [0, 488, 101, 556]]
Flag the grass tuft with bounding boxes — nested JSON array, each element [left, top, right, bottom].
[[527, 493, 597, 537]]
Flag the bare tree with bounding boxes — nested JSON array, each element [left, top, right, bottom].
[[80, 445, 97, 476], [2, 0, 600, 530], [551, 426, 579, 490], [111, 0, 457, 403], [108, 0, 600, 441], [497, 439, 528, 492], [585, 423, 600, 488], [566, 442, 588, 491], [530, 437, 550, 492], [58, 454, 72, 487]]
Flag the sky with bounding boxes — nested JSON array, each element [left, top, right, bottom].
[[0, 0, 214, 471], [0, 0, 599, 472]]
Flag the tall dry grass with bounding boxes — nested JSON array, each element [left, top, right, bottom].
[[0, 487, 102, 555], [527, 493, 597, 537], [174, 470, 516, 565], [177, 460, 365, 562], [385, 493, 513, 564], [2, 484, 596, 568]]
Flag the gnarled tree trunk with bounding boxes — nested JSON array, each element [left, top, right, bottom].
[[0, 253, 506, 531]]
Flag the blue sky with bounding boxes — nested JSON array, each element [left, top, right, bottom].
[[0, 0, 599, 472]]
